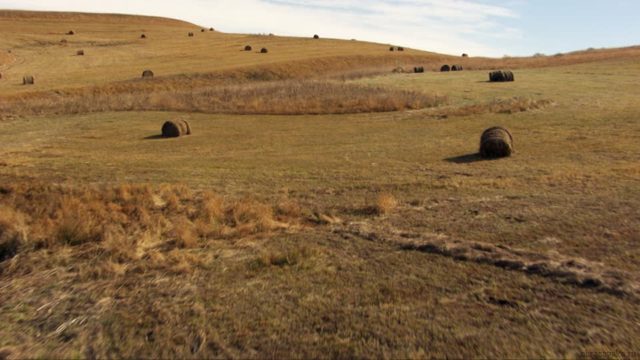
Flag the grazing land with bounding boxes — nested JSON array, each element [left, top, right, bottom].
[[1, 10, 639, 359]]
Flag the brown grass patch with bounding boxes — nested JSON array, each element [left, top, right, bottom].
[[375, 193, 399, 215], [0, 80, 445, 116], [427, 97, 554, 118]]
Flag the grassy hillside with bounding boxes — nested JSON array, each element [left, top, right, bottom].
[[1, 10, 639, 359]]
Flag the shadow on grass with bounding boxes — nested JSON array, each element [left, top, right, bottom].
[[143, 134, 166, 140], [445, 153, 484, 164]]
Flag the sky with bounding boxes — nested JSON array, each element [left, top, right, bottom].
[[0, 0, 638, 57]]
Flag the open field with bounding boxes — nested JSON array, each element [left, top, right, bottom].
[[1, 10, 640, 359]]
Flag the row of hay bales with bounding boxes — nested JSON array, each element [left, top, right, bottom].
[[243, 45, 269, 53], [440, 65, 464, 72], [389, 46, 405, 52], [155, 119, 513, 160]]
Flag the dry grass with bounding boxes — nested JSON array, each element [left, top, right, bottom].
[[0, 182, 304, 276], [374, 193, 399, 215], [0, 80, 445, 116]]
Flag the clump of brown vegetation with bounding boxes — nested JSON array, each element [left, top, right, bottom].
[[161, 119, 191, 138], [374, 193, 399, 215], [480, 126, 513, 159], [426, 97, 554, 118], [0, 80, 445, 115], [0, 182, 304, 270]]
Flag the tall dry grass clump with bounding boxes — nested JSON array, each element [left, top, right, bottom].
[[375, 193, 398, 215]]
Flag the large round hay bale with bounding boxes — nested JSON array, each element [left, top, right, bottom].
[[209, 27, 214, 31], [451, 65, 463, 71], [440, 65, 451, 72], [397, 47, 405, 51], [67, 30, 75, 35], [389, 46, 395, 52], [201, 29, 206, 32], [76, 50, 84, 56], [480, 127, 513, 159], [313, 34, 319, 39], [142, 70, 154, 79], [188, 32, 194, 37], [414, 66, 425, 73], [22, 75, 34, 85], [244, 45, 252, 51], [162, 119, 192, 138], [260, 48, 269, 54], [462, 53, 469, 57], [489, 70, 515, 82], [140, 34, 147, 39]]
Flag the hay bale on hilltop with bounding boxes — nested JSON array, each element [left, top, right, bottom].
[[23, 75, 34, 85], [77, 50, 84, 56], [244, 45, 252, 51], [489, 70, 515, 82], [389, 46, 395, 52], [209, 28, 214, 31], [462, 53, 469, 57], [260, 48, 269, 54], [313, 34, 320, 39], [397, 47, 404, 51], [440, 65, 450, 72], [451, 65, 463, 71], [480, 127, 513, 159], [162, 119, 192, 138], [201, 29, 206, 32], [142, 70, 154, 79]]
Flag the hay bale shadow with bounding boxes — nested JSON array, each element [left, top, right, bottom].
[[143, 134, 166, 140], [444, 153, 484, 164]]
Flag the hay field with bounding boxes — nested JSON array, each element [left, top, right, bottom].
[[1, 10, 640, 359]]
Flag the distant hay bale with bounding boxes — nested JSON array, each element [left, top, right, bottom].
[[397, 47, 404, 51], [67, 30, 75, 35], [414, 66, 425, 73], [489, 70, 515, 82], [140, 34, 147, 39], [313, 34, 319, 39], [142, 70, 154, 79], [188, 32, 194, 37], [462, 53, 469, 57], [162, 119, 192, 138], [480, 127, 513, 159], [209, 27, 214, 31], [260, 48, 269, 54], [22, 75, 34, 85], [451, 65, 463, 71], [440, 65, 451, 72], [76, 50, 84, 56], [60, 39, 68, 45], [244, 45, 252, 51], [201, 29, 206, 32], [389, 46, 395, 52]]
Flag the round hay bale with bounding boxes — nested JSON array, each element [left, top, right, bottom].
[[260, 48, 268, 54], [414, 66, 425, 73], [22, 75, 34, 85], [201, 29, 206, 32], [142, 70, 154, 79], [313, 34, 319, 39], [244, 45, 252, 51], [389, 46, 395, 52], [209, 27, 214, 31], [67, 30, 75, 35], [440, 65, 450, 72], [489, 70, 515, 82], [188, 32, 194, 37], [462, 53, 469, 57], [162, 119, 192, 138], [480, 127, 513, 159], [451, 65, 463, 71], [397, 47, 404, 51], [76, 50, 84, 56], [140, 34, 147, 39]]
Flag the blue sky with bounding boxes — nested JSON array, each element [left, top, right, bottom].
[[1, 0, 638, 57]]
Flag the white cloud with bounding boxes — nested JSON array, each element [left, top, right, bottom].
[[0, 0, 521, 56]]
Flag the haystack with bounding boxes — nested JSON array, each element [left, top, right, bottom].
[[244, 45, 252, 51], [162, 120, 192, 138], [489, 70, 515, 82], [23, 75, 34, 85], [67, 30, 75, 35], [188, 32, 194, 37], [451, 65, 463, 71], [440, 65, 451, 72], [142, 70, 154, 79], [389, 46, 395, 52], [77, 50, 84, 56], [480, 127, 513, 158], [397, 47, 405, 51], [201, 29, 206, 32], [141, 34, 147, 39], [209, 28, 214, 31], [260, 48, 269, 54], [313, 34, 320, 39], [462, 53, 469, 57], [414, 66, 425, 73]]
